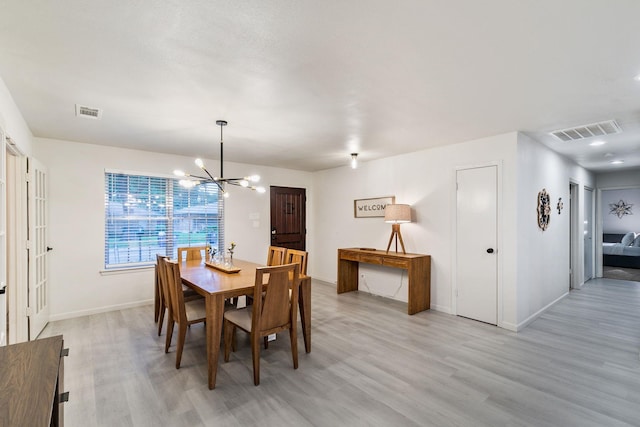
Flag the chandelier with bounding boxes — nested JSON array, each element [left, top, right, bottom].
[[173, 120, 265, 198]]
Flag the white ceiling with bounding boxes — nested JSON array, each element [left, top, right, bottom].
[[1, 1, 640, 172]]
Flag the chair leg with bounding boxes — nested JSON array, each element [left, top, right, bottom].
[[263, 336, 269, 349], [289, 325, 298, 370], [157, 304, 166, 336], [165, 319, 174, 353], [252, 333, 261, 386], [176, 323, 187, 369], [223, 320, 234, 362]]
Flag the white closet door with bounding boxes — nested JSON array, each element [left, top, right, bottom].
[[456, 165, 498, 325]]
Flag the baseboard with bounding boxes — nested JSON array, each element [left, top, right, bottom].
[[49, 299, 152, 322], [430, 304, 451, 314], [512, 291, 569, 332]]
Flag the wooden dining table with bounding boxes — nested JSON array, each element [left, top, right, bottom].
[[179, 258, 311, 389]]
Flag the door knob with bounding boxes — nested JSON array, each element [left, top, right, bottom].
[[46, 246, 54, 252], [486, 248, 494, 254]]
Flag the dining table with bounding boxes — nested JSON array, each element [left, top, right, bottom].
[[179, 258, 311, 389]]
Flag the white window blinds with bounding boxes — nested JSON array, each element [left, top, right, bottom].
[[104, 172, 224, 269]]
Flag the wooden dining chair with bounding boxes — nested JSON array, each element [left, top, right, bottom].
[[155, 254, 169, 335], [156, 254, 203, 336], [263, 248, 309, 349], [223, 263, 301, 385], [266, 246, 287, 266], [177, 245, 210, 263], [161, 258, 207, 369], [284, 249, 307, 275]]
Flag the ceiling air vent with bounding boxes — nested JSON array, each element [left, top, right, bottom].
[[550, 119, 621, 142], [75, 104, 102, 119]]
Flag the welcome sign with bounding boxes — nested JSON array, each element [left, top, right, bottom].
[[354, 196, 395, 218]]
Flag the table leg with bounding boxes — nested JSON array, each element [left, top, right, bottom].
[[299, 277, 311, 353], [206, 294, 225, 389]]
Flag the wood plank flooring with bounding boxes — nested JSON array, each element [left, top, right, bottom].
[[41, 277, 640, 426]]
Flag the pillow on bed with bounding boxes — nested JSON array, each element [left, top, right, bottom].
[[621, 232, 636, 246], [633, 235, 640, 247]]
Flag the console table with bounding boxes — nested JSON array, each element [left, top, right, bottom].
[[0, 335, 68, 426], [337, 248, 431, 314]]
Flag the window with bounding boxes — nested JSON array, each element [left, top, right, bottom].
[[104, 171, 224, 269]]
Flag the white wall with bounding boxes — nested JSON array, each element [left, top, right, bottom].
[[312, 132, 519, 325], [33, 137, 313, 320], [0, 77, 32, 155], [600, 189, 640, 233], [514, 133, 594, 329], [597, 169, 640, 189]]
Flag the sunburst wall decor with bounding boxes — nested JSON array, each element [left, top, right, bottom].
[[609, 199, 633, 218]]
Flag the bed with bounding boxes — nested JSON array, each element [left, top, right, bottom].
[[603, 233, 640, 268]]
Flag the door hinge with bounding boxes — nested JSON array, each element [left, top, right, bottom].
[[25, 240, 32, 250], [26, 306, 33, 317], [25, 172, 31, 183]]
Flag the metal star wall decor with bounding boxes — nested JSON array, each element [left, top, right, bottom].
[[609, 199, 633, 218]]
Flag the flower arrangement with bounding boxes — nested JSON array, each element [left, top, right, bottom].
[[228, 241, 236, 260]]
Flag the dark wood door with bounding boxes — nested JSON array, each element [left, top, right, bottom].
[[270, 186, 306, 251]]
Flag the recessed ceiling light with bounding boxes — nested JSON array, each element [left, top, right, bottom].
[[610, 160, 624, 164], [589, 140, 606, 146], [634, 74, 640, 81]]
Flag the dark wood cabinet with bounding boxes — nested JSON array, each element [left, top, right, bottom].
[[0, 335, 68, 426]]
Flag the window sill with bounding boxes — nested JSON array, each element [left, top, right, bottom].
[[99, 265, 155, 276]]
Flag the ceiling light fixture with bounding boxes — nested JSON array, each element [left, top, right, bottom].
[[589, 140, 606, 146], [351, 153, 358, 169], [610, 160, 624, 164], [174, 120, 265, 198]]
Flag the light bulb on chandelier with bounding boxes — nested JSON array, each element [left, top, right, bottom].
[[173, 120, 266, 196]]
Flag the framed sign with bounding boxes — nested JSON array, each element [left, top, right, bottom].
[[354, 196, 395, 218]]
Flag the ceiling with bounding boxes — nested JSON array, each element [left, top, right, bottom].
[[1, 1, 640, 173]]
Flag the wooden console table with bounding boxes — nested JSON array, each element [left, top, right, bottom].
[[0, 335, 68, 426], [337, 248, 431, 314]]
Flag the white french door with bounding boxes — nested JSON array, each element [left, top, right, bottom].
[[456, 165, 498, 325], [27, 157, 49, 339], [0, 127, 6, 345]]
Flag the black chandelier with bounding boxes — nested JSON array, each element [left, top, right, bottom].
[[174, 120, 265, 197]]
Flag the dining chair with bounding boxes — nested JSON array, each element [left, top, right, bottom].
[[263, 248, 309, 349], [223, 263, 301, 386], [161, 258, 207, 369], [284, 249, 307, 275], [266, 246, 287, 266], [156, 254, 203, 336], [155, 254, 169, 335], [177, 245, 210, 263]]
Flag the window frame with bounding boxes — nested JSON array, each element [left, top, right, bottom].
[[104, 169, 224, 270]]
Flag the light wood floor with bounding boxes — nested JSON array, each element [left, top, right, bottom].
[[41, 278, 640, 427]]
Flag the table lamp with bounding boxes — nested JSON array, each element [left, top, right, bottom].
[[384, 204, 411, 254]]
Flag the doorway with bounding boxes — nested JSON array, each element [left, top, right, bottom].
[[584, 187, 594, 281], [270, 186, 306, 251], [455, 165, 498, 325]]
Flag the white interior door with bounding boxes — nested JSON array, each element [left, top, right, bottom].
[[584, 187, 593, 281], [456, 165, 498, 325], [27, 157, 49, 339]]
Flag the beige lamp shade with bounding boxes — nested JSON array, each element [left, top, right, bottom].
[[384, 204, 411, 223]]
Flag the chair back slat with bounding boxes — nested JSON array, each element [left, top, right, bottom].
[[177, 245, 210, 263], [163, 259, 186, 323], [285, 249, 307, 276], [252, 263, 300, 334], [266, 246, 287, 266]]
